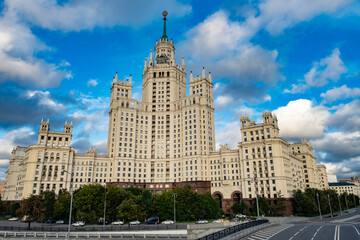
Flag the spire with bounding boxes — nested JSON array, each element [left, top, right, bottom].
[[129, 74, 132, 84], [161, 11, 168, 41], [144, 58, 147, 72], [65, 120, 67, 125], [202, 67, 206, 77], [208, 72, 212, 82], [114, 72, 118, 81], [148, 50, 153, 66], [190, 71, 193, 82], [47, 118, 49, 123], [182, 56, 185, 66]]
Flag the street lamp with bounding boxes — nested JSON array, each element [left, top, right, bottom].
[[327, 194, 333, 218], [103, 190, 108, 230], [316, 192, 322, 220], [251, 177, 260, 218], [345, 194, 349, 211], [172, 193, 177, 223], [62, 170, 73, 240], [337, 193, 342, 216]]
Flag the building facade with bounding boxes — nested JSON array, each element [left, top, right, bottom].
[[2, 13, 328, 213]]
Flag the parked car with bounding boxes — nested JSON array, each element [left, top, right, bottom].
[[161, 220, 174, 224], [56, 220, 64, 224], [213, 219, 224, 223], [235, 214, 247, 218], [230, 218, 240, 222], [145, 217, 160, 224], [111, 220, 124, 225], [45, 219, 53, 224], [97, 219, 108, 225], [195, 219, 208, 224], [8, 217, 18, 221], [72, 221, 85, 227], [129, 220, 140, 225]]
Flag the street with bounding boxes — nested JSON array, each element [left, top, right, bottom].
[[245, 207, 360, 240]]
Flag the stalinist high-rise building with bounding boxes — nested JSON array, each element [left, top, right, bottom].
[[2, 12, 328, 213]]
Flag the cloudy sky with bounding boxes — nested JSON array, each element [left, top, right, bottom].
[[0, 0, 359, 181]]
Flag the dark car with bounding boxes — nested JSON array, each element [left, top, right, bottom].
[[145, 217, 160, 224], [98, 219, 108, 225]]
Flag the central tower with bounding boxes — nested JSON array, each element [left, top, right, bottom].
[[107, 12, 215, 182]]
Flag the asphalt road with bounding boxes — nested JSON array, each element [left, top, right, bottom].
[[245, 207, 360, 240]]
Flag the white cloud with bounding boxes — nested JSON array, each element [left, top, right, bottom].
[[87, 79, 98, 87], [0, 6, 71, 88], [5, 0, 192, 31], [0, 128, 35, 169], [26, 90, 66, 112], [329, 100, 360, 131], [285, 48, 347, 93], [273, 99, 330, 140], [178, 11, 283, 104], [256, 0, 354, 35], [215, 95, 233, 109], [321, 85, 360, 103], [215, 121, 241, 150]]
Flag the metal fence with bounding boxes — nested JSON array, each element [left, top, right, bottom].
[[197, 220, 269, 240], [0, 224, 187, 232], [0, 231, 187, 239]]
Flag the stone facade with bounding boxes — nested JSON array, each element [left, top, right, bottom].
[[1, 14, 328, 215]]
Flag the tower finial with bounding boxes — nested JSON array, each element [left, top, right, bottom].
[[161, 11, 168, 41]]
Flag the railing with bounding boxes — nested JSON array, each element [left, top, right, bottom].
[[0, 231, 187, 239], [0, 224, 186, 232], [197, 220, 269, 240]]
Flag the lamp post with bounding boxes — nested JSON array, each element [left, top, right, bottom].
[[103, 190, 108, 230], [172, 193, 177, 223], [251, 177, 260, 218], [62, 170, 73, 240], [345, 194, 349, 211], [316, 192, 322, 220], [337, 192, 342, 216], [327, 194, 333, 218]]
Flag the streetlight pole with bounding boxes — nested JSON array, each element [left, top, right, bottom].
[[253, 177, 259, 218], [103, 190, 107, 230], [345, 194, 349, 211], [337, 193, 342, 216], [327, 194, 333, 218], [316, 192, 322, 220], [63, 170, 73, 240], [172, 193, 177, 223]]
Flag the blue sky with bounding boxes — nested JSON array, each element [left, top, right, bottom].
[[0, 0, 360, 181]]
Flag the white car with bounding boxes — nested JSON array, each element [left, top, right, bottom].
[[161, 220, 174, 224], [235, 214, 247, 218], [8, 217, 18, 221], [72, 221, 85, 227], [195, 219, 208, 224], [129, 220, 140, 225], [213, 219, 224, 223], [111, 220, 124, 225]]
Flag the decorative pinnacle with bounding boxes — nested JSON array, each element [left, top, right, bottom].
[[161, 11, 168, 40]]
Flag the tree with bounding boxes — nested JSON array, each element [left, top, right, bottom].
[[0, 198, 9, 217], [273, 191, 286, 216], [106, 185, 131, 222], [7, 202, 20, 217], [40, 191, 56, 220], [231, 202, 248, 215], [53, 189, 71, 221], [16, 195, 45, 229], [117, 197, 145, 227], [140, 189, 154, 218], [73, 184, 106, 223]]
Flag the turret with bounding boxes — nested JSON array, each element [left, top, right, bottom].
[[40, 118, 50, 132], [64, 120, 72, 134]]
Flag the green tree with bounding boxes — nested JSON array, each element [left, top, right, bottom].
[[0, 198, 9, 217], [40, 191, 56, 220], [16, 195, 45, 229], [140, 189, 154, 218], [73, 184, 106, 223], [106, 185, 131, 222], [273, 191, 286, 216], [7, 202, 20, 217], [231, 202, 248, 215], [53, 189, 71, 221], [117, 197, 145, 226]]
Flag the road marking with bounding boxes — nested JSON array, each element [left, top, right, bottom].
[[289, 226, 308, 240], [310, 225, 323, 240], [331, 215, 360, 223], [334, 225, 340, 240], [247, 224, 293, 240], [353, 225, 360, 236]]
